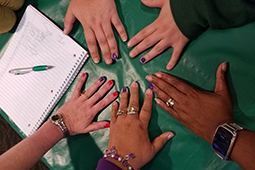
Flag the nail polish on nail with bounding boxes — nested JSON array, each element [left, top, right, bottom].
[[112, 53, 117, 60], [148, 83, 154, 90], [104, 123, 110, 128], [82, 73, 86, 77], [107, 80, 113, 86], [99, 77, 104, 82], [113, 91, 118, 96], [141, 57, 146, 63], [122, 87, 126, 93]]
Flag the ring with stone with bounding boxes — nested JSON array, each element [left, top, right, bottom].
[[127, 106, 137, 115], [166, 98, 175, 108]]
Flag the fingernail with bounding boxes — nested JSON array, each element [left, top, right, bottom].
[[222, 62, 227, 72], [146, 89, 152, 94], [154, 98, 160, 104], [122, 86, 127, 93], [146, 75, 152, 81], [104, 123, 110, 128], [127, 41, 132, 47], [113, 91, 118, 96], [155, 72, 162, 78], [129, 51, 134, 58], [106, 59, 112, 65], [112, 53, 117, 60], [82, 73, 86, 77], [63, 29, 67, 34], [107, 80, 113, 86], [167, 64, 173, 70], [94, 58, 100, 63], [148, 83, 154, 90], [99, 77, 104, 82], [167, 133, 174, 140], [122, 36, 127, 42], [141, 57, 146, 63], [131, 82, 138, 87]]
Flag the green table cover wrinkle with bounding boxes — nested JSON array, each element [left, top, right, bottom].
[[0, 0, 255, 169]]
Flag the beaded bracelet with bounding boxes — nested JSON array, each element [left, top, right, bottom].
[[103, 146, 137, 170]]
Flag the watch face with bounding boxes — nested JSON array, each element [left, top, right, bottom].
[[212, 127, 233, 157], [51, 114, 60, 121]]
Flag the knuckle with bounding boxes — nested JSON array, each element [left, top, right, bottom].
[[106, 33, 114, 40], [154, 44, 164, 54]]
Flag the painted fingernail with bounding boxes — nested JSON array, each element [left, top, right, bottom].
[[122, 86, 127, 93], [99, 77, 104, 82], [113, 91, 118, 96], [141, 57, 146, 63], [112, 53, 117, 60], [104, 123, 110, 128], [82, 73, 86, 77], [107, 80, 113, 86], [148, 83, 154, 90]]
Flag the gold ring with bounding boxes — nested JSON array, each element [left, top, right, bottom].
[[81, 90, 88, 98], [127, 106, 137, 115], [166, 98, 175, 108]]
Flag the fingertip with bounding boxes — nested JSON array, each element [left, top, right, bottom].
[[166, 64, 173, 70], [103, 122, 110, 128], [221, 62, 227, 72], [131, 81, 138, 87], [166, 132, 174, 140], [146, 88, 153, 95]]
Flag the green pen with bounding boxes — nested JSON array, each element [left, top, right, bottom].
[[9, 65, 55, 75]]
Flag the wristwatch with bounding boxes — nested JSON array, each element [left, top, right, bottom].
[[212, 123, 244, 161], [50, 114, 70, 137]]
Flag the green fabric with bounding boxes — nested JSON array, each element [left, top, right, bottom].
[[170, 0, 255, 39], [1, 0, 255, 169]]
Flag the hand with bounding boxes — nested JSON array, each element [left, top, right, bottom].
[[64, 0, 127, 65], [107, 82, 174, 169], [56, 73, 118, 135], [146, 63, 234, 143], [128, 0, 189, 70]]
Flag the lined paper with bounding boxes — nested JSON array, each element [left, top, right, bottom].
[[0, 5, 88, 136]]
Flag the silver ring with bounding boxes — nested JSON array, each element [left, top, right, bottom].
[[166, 98, 175, 108], [127, 106, 137, 115], [117, 109, 125, 116]]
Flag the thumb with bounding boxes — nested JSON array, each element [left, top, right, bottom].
[[141, 0, 165, 8], [152, 132, 174, 154], [63, 8, 76, 35], [84, 121, 110, 133], [214, 62, 230, 96]]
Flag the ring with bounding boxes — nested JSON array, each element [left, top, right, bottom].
[[127, 106, 137, 115], [166, 98, 175, 108], [81, 90, 88, 98], [117, 109, 126, 116]]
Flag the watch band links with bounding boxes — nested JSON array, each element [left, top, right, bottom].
[[58, 120, 70, 137]]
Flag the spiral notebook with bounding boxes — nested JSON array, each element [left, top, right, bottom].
[[0, 5, 89, 136]]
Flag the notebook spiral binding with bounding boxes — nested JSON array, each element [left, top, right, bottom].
[[29, 53, 89, 136]]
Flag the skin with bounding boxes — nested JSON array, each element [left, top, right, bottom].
[[128, 0, 189, 70], [64, 0, 127, 65], [0, 73, 118, 170], [107, 82, 174, 169], [146, 62, 255, 169]]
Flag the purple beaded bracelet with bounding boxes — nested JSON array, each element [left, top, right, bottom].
[[103, 146, 136, 170]]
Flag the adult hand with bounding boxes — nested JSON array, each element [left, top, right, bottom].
[[64, 0, 127, 65], [146, 63, 234, 143], [56, 73, 118, 135], [128, 0, 189, 70], [107, 82, 174, 169]]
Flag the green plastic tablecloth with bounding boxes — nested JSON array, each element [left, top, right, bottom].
[[1, 0, 255, 169]]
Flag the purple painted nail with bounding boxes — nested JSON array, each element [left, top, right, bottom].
[[122, 86, 126, 93], [141, 57, 146, 63], [112, 53, 117, 60], [99, 77, 104, 82], [148, 83, 154, 90]]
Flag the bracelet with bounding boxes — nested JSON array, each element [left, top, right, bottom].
[[103, 146, 137, 170]]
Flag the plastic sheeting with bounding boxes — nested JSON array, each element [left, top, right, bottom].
[[1, 0, 255, 169]]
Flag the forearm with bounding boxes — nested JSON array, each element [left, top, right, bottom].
[[0, 120, 64, 170], [230, 130, 255, 170]]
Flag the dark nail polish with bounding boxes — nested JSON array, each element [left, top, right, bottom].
[[141, 57, 146, 63], [122, 87, 126, 93], [99, 77, 104, 82], [112, 53, 117, 60], [148, 83, 154, 90]]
